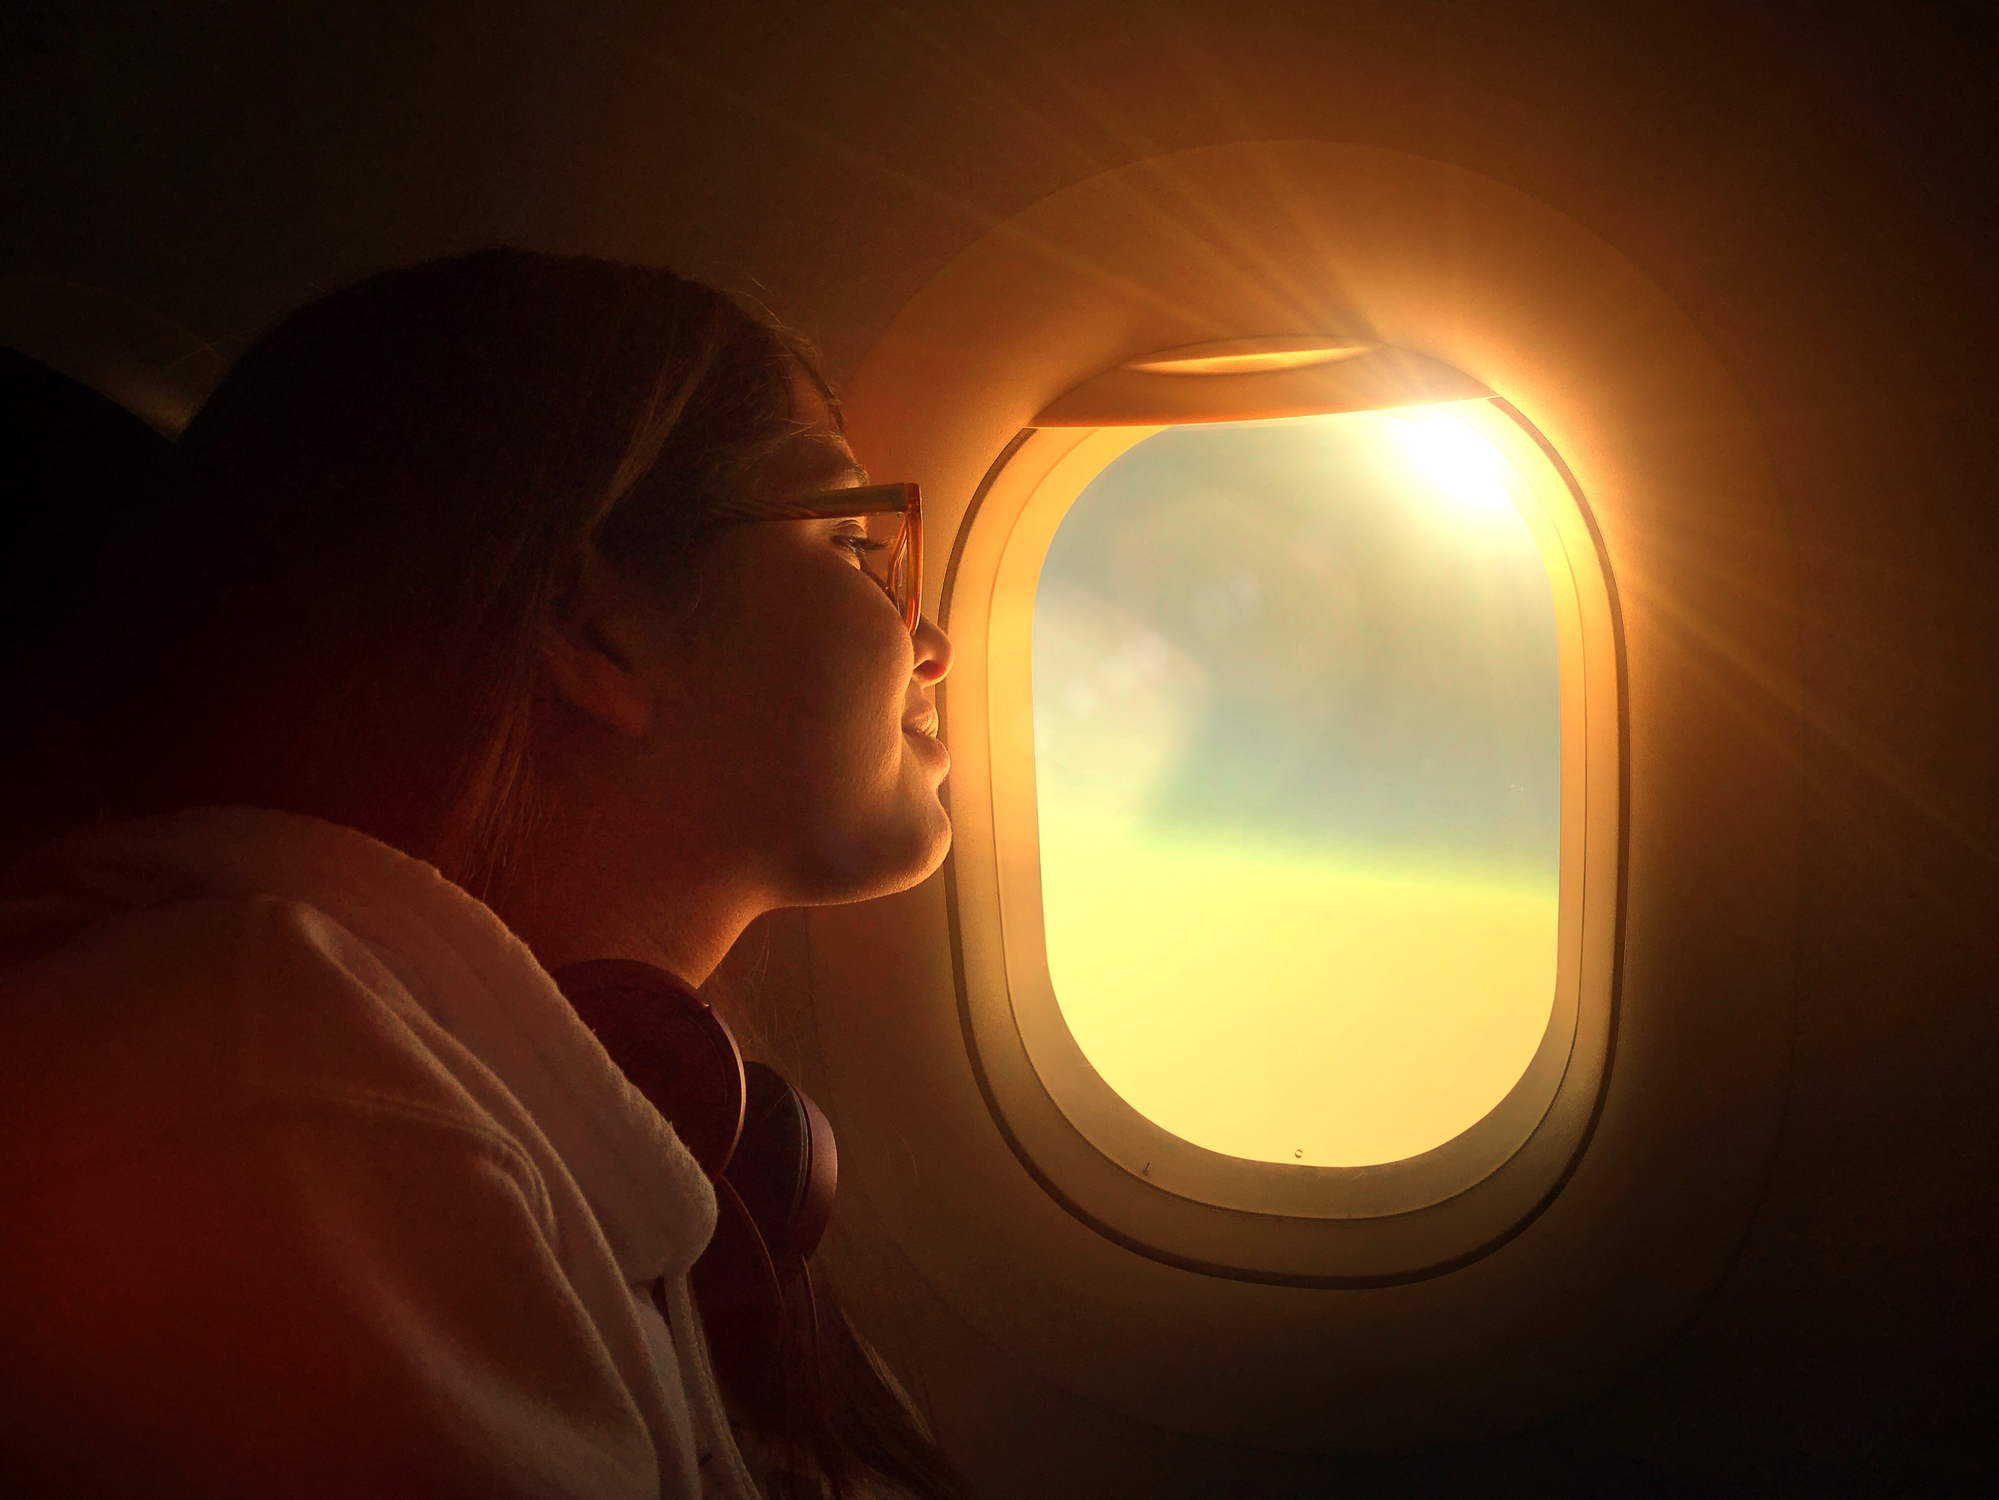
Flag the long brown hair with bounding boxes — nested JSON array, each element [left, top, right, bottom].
[[83, 249, 966, 1500], [104, 251, 776, 889]]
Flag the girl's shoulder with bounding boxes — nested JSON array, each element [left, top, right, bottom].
[[0, 890, 528, 1194]]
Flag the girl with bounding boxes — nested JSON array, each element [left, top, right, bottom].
[[0, 249, 963, 1500]]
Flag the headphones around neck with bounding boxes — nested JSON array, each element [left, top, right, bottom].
[[550, 958, 837, 1399]]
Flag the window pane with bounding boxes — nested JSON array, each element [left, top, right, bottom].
[[1031, 409, 1561, 1167]]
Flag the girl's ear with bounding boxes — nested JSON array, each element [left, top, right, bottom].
[[539, 552, 655, 740]]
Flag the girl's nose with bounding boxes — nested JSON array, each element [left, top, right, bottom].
[[912, 614, 953, 684]]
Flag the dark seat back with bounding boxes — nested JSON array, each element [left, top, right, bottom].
[[1, 346, 167, 867]]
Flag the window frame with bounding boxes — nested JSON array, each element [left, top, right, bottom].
[[937, 387, 1627, 1286]]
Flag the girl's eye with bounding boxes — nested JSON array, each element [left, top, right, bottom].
[[834, 526, 887, 566]]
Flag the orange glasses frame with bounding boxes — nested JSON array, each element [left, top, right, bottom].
[[719, 481, 923, 634]]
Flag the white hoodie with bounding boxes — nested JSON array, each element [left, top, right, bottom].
[[0, 807, 761, 1500]]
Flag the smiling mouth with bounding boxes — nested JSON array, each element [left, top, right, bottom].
[[904, 713, 940, 738]]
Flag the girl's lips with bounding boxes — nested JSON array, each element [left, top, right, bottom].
[[904, 721, 950, 774]]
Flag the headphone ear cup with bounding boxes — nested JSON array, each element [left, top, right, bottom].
[[552, 959, 843, 1400], [551, 958, 745, 1182], [727, 1063, 839, 1260]]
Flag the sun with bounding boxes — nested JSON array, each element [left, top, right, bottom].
[[1391, 408, 1519, 521]]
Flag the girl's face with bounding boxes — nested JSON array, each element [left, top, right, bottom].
[[647, 381, 954, 907]]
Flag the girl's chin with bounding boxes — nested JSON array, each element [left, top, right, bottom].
[[875, 807, 955, 899], [800, 804, 952, 904]]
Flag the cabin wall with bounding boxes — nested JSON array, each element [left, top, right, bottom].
[[5, 2, 1994, 1490]]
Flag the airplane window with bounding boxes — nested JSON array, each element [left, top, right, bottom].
[[1031, 408, 1561, 1167]]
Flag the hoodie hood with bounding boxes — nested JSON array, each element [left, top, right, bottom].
[[0, 805, 718, 1291]]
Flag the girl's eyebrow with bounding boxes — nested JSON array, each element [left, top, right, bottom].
[[816, 449, 870, 490], [793, 427, 869, 487], [812, 464, 873, 500]]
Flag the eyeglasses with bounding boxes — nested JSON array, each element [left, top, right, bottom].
[[712, 481, 923, 634]]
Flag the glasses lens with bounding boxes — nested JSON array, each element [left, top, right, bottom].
[[862, 509, 913, 626]]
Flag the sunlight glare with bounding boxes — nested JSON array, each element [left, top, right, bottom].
[[1391, 409, 1516, 520]]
